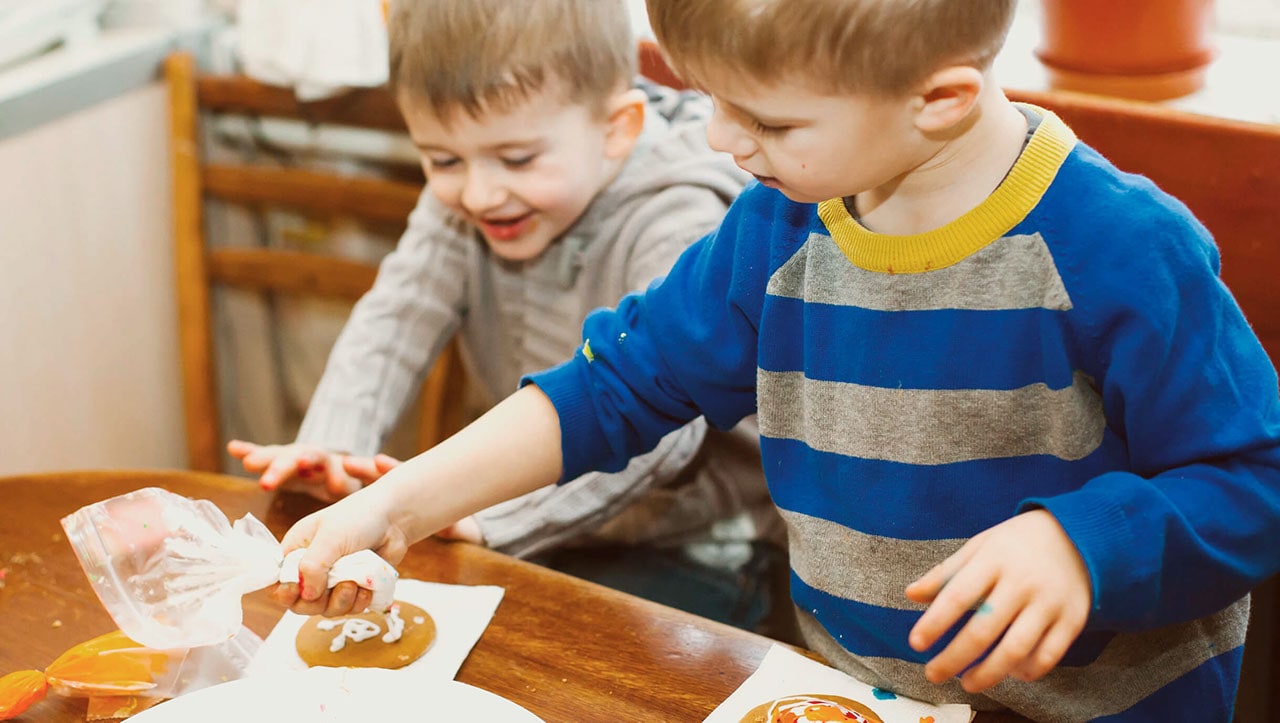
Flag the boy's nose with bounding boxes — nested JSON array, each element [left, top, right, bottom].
[[460, 168, 507, 213], [706, 107, 756, 159]]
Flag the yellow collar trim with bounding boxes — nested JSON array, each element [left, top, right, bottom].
[[816, 105, 1076, 274]]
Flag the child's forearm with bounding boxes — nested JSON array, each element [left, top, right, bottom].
[[369, 385, 565, 545]]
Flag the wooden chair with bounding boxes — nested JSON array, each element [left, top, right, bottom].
[[166, 51, 466, 473]]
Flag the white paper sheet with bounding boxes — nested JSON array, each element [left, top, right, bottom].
[[247, 579, 504, 681], [705, 644, 973, 723]]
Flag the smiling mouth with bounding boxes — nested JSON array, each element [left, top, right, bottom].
[[478, 212, 534, 241], [751, 173, 781, 188]]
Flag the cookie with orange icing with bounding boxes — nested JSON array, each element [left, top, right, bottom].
[[739, 694, 885, 723], [294, 600, 435, 669]]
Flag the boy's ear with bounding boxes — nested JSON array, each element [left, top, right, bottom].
[[603, 88, 647, 160], [913, 65, 985, 134]]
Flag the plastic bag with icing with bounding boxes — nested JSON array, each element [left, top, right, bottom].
[[60, 487, 398, 650]]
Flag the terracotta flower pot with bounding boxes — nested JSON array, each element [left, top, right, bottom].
[[1036, 0, 1216, 101]]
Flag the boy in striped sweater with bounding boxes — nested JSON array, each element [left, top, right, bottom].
[[276, 1, 1280, 719]]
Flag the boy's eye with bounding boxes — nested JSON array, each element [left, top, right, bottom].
[[750, 119, 789, 136], [501, 154, 536, 168], [427, 157, 460, 170]]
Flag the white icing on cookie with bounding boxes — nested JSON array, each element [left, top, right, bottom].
[[381, 605, 405, 643], [317, 617, 382, 652], [767, 697, 874, 723]]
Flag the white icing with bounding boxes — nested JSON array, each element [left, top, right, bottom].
[[316, 617, 382, 652], [381, 605, 405, 643], [767, 697, 873, 723], [413, 616, 425, 624]]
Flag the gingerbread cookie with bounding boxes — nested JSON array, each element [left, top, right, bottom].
[[740, 694, 884, 723], [295, 600, 436, 669]]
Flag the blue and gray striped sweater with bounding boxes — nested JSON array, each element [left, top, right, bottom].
[[527, 108, 1280, 721]]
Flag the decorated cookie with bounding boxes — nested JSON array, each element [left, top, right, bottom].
[[295, 600, 436, 669], [739, 694, 885, 723]]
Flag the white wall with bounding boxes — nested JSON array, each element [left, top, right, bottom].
[[627, 0, 652, 38], [0, 81, 186, 474]]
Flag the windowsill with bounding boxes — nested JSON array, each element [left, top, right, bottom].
[[0, 20, 218, 143], [996, 3, 1280, 126]]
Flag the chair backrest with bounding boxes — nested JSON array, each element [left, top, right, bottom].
[[166, 51, 465, 473], [1006, 88, 1280, 367]]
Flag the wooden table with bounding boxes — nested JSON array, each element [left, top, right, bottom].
[[0, 470, 1025, 721]]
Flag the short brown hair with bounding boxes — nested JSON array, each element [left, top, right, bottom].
[[647, 0, 1017, 96], [388, 0, 635, 121]]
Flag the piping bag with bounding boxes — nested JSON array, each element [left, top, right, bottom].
[[1, 486, 395, 719], [58, 486, 399, 650]]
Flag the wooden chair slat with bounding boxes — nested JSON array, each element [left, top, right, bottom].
[[202, 164, 421, 225], [197, 74, 407, 131], [208, 248, 379, 302]]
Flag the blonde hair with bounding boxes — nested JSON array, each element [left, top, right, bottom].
[[647, 0, 1017, 95], [388, 0, 635, 121]]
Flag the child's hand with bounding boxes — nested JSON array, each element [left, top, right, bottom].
[[227, 440, 362, 501], [434, 516, 484, 544], [271, 492, 409, 617], [905, 509, 1091, 693], [343, 454, 485, 545], [341, 452, 402, 485]]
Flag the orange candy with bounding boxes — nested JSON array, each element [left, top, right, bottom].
[[43, 630, 167, 696], [0, 670, 49, 719], [0, 630, 170, 720]]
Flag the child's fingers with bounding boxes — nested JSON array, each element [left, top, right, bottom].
[[373, 454, 402, 475], [905, 562, 949, 605], [906, 538, 981, 605], [296, 538, 344, 604], [280, 516, 318, 555], [1012, 617, 1080, 682], [910, 558, 993, 653], [436, 516, 484, 544], [325, 458, 362, 498], [240, 445, 280, 472], [289, 589, 335, 617], [919, 580, 1011, 683], [907, 548, 984, 650], [351, 586, 374, 614], [341, 456, 381, 483], [269, 582, 301, 607], [260, 455, 301, 489], [342, 454, 401, 485], [957, 602, 1050, 692], [226, 439, 256, 459], [323, 581, 360, 616], [299, 449, 326, 467]]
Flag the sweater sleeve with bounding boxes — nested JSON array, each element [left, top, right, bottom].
[[295, 191, 468, 455], [526, 184, 776, 483], [1022, 194, 1280, 632], [472, 419, 707, 555]]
